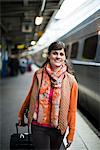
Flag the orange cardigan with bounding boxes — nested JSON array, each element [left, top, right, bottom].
[[18, 68, 78, 141]]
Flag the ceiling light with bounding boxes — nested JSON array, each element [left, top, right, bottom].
[[31, 41, 36, 45], [35, 16, 43, 25]]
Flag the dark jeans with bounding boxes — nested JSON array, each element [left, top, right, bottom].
[[31, 124, 64, 150]]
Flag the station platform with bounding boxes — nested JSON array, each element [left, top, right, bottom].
[[1, 69, 100, 150], [62, 111, 100, 150]]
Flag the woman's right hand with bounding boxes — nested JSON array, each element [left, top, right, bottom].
[[18, 117, 25, 126], [18, 117, 22, 126]]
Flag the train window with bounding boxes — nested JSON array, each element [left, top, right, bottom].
[[25, 25, 29, 30], [71, 42, 78, 58], [82, 35, 98, 59]]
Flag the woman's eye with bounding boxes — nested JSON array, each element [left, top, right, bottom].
[[52, 51, 64, 56], [53, 52, 58, 55], [60, 53, 64, 56]]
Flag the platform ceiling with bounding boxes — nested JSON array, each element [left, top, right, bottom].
[[1, 0, 63, 45]]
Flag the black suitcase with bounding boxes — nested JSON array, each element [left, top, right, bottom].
[[10, 123, 34, 150]]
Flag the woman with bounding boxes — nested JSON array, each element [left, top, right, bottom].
[[18, 41, 78, 150]]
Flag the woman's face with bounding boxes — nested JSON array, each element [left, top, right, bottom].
[[48, 48, 66, 70]]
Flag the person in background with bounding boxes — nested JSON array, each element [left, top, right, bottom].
[[27, 56, 33, 72], [8, 55, 19, 77], [19, 57, 27, 74], [18, 41, 78, 150]]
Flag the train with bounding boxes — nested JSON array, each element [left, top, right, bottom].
[[33, 10, 100, 131]]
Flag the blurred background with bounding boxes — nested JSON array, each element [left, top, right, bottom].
[[0, 0, 100, 150]]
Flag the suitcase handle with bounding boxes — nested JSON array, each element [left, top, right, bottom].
[[16, 123, 30, 136]]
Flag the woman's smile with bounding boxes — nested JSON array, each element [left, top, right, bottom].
[[48, 48, 66, 70]]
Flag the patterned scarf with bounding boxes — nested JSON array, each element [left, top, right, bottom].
[[37, 63, 67, 127]]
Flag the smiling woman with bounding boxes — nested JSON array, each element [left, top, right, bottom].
[[48, 43, 66, 70], [42, 41, 73, 74], [49, 50, 65, 68], [18, 41, 78, 150]]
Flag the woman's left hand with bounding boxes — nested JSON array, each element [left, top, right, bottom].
[[65, 139, 72, 149]]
